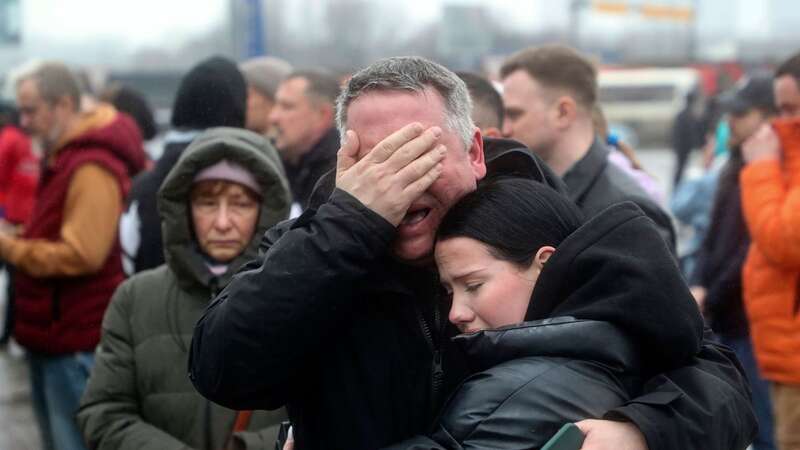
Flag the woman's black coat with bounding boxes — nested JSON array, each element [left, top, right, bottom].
[[385, 201, 706, 450]]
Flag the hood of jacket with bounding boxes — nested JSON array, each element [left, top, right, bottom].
[[520, 202, 703, 374], [158, 127, 291, 290], [54, 103, 146, 176], [479, 137, 567, 193]]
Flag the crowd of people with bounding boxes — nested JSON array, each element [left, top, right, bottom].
[[1, 42, 799, 450]]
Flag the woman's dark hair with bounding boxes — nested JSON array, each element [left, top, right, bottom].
[[437, 178, 584, 267], [102, 84, 158, 140]]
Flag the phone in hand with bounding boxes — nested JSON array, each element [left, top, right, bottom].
[[274, 421, 292, 450], [541, 423, 585, 450]]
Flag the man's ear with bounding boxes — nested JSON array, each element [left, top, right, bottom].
[[468, 126, 487, 181], [553, 96, 578, 130], [56, 94, 77, 113], [317, 102, 335, 126]]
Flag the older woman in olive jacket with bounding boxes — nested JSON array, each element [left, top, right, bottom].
[[78, 128, 291, 450]]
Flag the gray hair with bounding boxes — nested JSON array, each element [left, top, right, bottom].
[[17, 61, 81, 111], [287, 69, 341, 105], [239, 56, 293, 100], [335, 56, 474, 148]]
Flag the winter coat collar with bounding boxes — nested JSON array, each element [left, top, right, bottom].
[[453, 318, 639, 374], [164, 128, 203, 146], [284, 127, 339, 171], [480, 137, 568, 194], [50, 103, 146, 176], [562, 138, 609, 203], [51, 103, 116, 153]]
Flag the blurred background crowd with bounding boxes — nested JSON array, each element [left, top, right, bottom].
[[1, 1, 800, 449]]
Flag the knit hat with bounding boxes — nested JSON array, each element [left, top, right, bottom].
[[193, 159, 261, 196], [239, 56, 292, 100], [171, 56, 247, 129]]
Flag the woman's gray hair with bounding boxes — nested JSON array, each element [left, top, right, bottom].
[[335, 56, 474, 149]]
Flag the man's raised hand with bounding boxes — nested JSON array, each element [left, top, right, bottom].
[[336, 123, 446, 226]]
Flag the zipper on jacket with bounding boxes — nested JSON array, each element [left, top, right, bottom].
[[415, 302, 445, 418], [431, 348, 444, 412]]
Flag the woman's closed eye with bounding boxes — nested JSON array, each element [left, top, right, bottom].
[[465, 283, 483, 293]]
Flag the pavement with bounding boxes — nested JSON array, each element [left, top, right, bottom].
[[0, 342, 41, 450], [0, 147, 682, 450], [1, 264, 42, 450]]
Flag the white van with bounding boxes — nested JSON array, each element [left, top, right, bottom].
[[598, 67, 701, 146]]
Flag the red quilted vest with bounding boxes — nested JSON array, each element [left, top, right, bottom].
[[13, 113, 144, 354]]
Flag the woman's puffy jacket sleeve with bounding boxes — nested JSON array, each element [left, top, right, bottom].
[[740, 121, 800, 268], [77, 281, 195, 450]]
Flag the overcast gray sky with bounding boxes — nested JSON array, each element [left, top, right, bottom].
[[22, 0, 227, 47], [4, 0, 797, 69], [18, 0, 787, 45]]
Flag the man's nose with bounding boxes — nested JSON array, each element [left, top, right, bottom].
[[501, 121, 512, 138], [268, 108, 281, 125]]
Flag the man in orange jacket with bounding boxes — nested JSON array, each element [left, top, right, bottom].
[[740, 51, 800, 450]]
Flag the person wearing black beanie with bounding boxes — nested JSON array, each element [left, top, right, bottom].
[[120, 56, 248, 274], [171, 56, 247, 130]]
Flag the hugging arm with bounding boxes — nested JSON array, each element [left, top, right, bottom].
[[605, 330, 756, 450], [189, 190, 396, 410]]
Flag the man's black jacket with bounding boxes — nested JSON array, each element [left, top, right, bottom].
[[284, 127, 339, 209], [563, 139, 676, 251], [189, 138, 756, 450]]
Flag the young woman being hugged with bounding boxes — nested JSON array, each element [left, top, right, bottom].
[[386, 178, 705, 450]]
